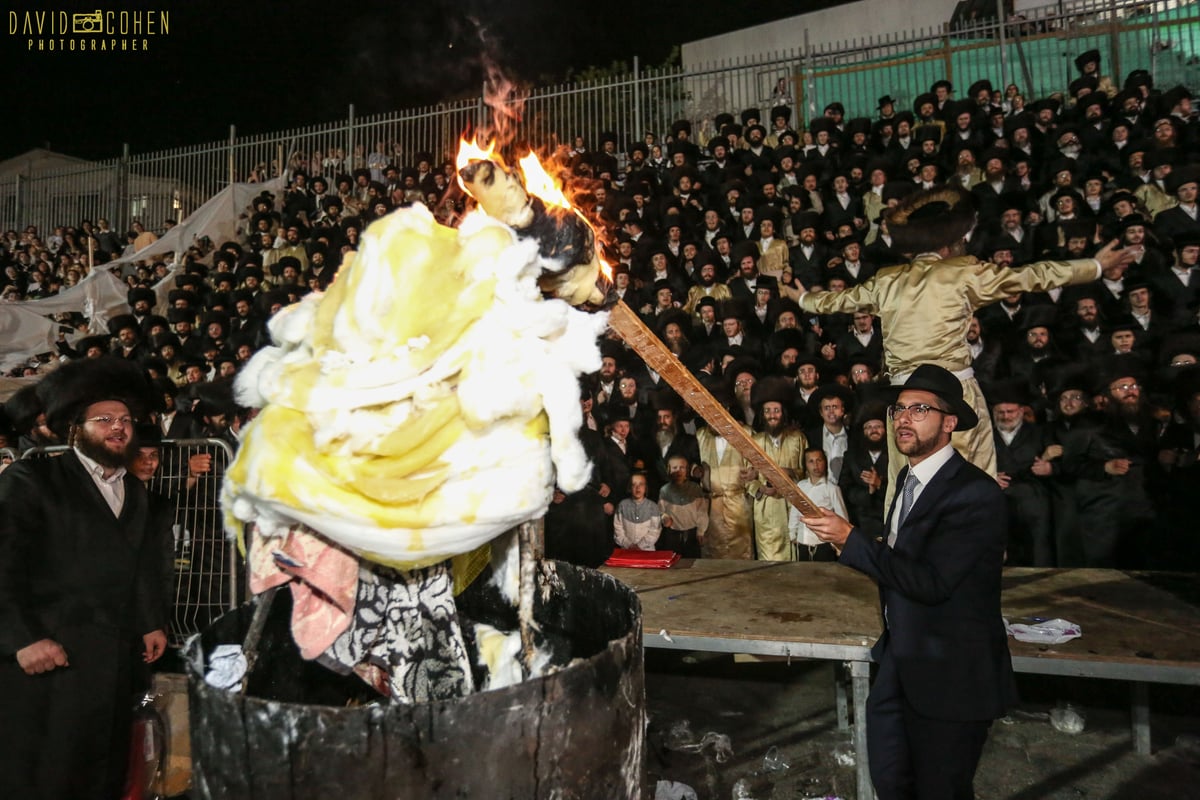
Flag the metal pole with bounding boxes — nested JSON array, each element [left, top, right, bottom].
[[1107, 0, 1121, 85], [348, 103, 356, 175], [804, 28, 816, 120], [119, 142, 130, 233], [997, 0, 1010, 93], [1131, 681, 1151, 755], [227, 125, 236, 187], [633, 55, 643, 143]]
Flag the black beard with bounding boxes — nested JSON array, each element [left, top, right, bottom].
[[765, 421, 786, 437], [76, 426, 135, 469], [1116, 397, 1143, 421]]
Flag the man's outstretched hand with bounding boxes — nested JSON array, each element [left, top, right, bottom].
[[1095, 239, 1142, 275]]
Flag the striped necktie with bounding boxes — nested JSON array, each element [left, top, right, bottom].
[[888, 472, 920, 548]]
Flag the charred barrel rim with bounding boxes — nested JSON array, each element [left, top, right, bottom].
[[184, 562, 645, 797]]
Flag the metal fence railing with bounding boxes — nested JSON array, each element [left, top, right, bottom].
[[152, 438, 238, 647], [1, 0, 1196, 236], [681, 0, 1200, 131], [14, 439, 239, 648]]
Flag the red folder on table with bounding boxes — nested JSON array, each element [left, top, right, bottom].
[[605, 548, 681, 568]]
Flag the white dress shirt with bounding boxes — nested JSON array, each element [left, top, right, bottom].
[[75, 447, 126, 516]]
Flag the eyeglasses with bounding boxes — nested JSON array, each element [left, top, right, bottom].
[[1060, 392, 1087, 403], [1110, 382, 1140, 393], [887, 403, 948, 421], [84, 415, 134, 427]]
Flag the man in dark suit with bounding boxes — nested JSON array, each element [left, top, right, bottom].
[[0, 359, 168, 799], [990, 382, 1054, 566], [1153, 166, 1200, 245], [803, 364, 1015, 800], [841, 408, 890, 539]]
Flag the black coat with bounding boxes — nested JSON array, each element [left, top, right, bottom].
[[841, 443, 889, 538], [544, 428, 615, 568], [0, 451, 165, 798], [1154, 206, 1200, 247], [838, 451, 1016, 722], [789, 242, 831, 289]]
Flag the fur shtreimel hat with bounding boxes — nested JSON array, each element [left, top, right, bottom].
[[38, 357, 152, 440], [883, 186, 977, 255]]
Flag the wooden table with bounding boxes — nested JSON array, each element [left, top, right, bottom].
[[604, 561, 1200, 800]]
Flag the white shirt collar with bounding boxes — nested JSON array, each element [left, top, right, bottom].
[[907, 442, 956, 486], [998, 422, 1023, 446], [75, 447, 126, 483]]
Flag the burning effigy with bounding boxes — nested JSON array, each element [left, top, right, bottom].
[[220, 134, 618, 701]]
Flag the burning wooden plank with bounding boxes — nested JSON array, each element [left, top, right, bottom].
[[606, 302, 822, 518]]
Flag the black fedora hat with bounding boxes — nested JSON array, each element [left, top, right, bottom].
[[884, 364, 979, 431]]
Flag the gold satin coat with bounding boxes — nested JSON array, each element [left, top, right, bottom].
[[799, 255, 1098, 377], [697, 427, 755, 560], [748, 429, 808, 561], [801, 255, 1098, 500]]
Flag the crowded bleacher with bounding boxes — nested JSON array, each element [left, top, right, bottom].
[[1, 49, 1198, 573]]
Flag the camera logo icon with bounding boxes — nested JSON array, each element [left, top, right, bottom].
[[72, 10, 103, 34]]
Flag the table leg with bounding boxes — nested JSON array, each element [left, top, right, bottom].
[[851, 659, 873, 800], [1131, 681, 1151, 755], [836, 663, 849, 731]]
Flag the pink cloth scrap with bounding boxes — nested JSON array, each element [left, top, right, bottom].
[[247, 523, 359, 659]]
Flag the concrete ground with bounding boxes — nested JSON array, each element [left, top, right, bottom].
[[644, 650, 1200, 800]]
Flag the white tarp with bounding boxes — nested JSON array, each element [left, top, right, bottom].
[[0, 176, 285, 371], [0, 303, 73, 375], [104, 175, 285, 270]]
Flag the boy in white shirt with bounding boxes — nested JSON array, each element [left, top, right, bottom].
[[788, 448, 847, 561]]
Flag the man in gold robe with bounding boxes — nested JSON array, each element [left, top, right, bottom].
[[797, 185, 1138, 501], [747, 378, 807, 560], [697, 412, 756, 560]]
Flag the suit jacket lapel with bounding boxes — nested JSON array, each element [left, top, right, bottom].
[[899, 452, 966, 531], [884, 465, 908, 532], [118, 474, 147, 546]]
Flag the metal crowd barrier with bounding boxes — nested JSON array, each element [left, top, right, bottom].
[[19, 438, 239, 648]]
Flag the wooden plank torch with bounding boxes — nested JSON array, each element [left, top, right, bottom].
[[605, 301, 821, 517], [459, 154, 822, 518]]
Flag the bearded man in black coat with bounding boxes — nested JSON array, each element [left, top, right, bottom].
[[0, 359, 167, 799]]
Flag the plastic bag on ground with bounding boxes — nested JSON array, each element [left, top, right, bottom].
[[1049, 703, 1086, 734], [654, 780, 698, 800]]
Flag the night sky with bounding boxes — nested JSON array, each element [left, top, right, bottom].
[[0, 0, 827, 162]]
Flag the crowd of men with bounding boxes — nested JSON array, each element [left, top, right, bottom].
[[1, 49, 1198, 572]]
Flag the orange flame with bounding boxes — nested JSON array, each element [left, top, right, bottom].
[[454, 135, 610, 284], [517, 152, 570, 210], [455, 135, 502, 193]]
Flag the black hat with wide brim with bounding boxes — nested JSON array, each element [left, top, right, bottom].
[[883, 364, 979, 431]]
